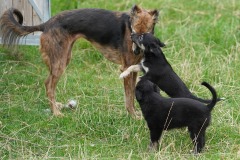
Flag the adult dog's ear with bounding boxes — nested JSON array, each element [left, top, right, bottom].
[[131, 5, 142, 16], [135, 89, 143, 101], [148, 9, 159, 23]]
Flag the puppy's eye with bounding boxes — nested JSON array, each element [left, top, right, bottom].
[[139, 35, 143, 41]]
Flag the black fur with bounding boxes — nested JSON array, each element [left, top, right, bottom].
[[135, 79, 217, 153], [47, 9, 129, 48], [131, 33, 221, 103]]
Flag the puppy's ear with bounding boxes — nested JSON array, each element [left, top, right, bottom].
[[150, 38, 165, 56], [156, 38, 166, 48], [131, 5, 142, 16], [150, 45, 161, 57], [135, 90, 143, 101], [148, 10, 159, 23]]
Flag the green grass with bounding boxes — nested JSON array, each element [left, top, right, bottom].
[[0, 0, 239, 159]]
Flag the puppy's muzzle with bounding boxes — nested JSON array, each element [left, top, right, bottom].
[[131, 33, 141, 55]]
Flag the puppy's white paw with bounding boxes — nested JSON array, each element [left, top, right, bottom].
[[119, 71, 130, 79]]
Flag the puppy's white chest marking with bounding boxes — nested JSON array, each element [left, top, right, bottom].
[[141, 59, 149, 73]]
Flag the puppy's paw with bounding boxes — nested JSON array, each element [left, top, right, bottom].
[[119, 71, 130, 79], [148, 142, 159, 152]]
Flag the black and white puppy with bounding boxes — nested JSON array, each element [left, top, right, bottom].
[[120, 33, 220, 103], [135, 79, 217, 153]]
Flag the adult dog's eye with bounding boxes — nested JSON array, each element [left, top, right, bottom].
[[139, 35, 143, 41]]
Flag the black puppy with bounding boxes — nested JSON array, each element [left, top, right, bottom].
[[120, 33, 220, 103], [135, 79, 217, 153]]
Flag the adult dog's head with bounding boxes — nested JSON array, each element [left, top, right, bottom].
[[131, 33, 165, 56], [135, 79, 160, 101], [130, 5, 159, 55], [130, 5, 159, 34]]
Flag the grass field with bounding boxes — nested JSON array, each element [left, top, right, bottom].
[[0, 0, 239, 159]]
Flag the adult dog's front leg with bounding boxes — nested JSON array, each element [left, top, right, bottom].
[[120, 64, 141, 79], [123, 72, 138, 116]]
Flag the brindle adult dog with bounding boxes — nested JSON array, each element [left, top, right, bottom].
[[0, 5, 159, 116]]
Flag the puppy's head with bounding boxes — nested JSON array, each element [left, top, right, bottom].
[[135, 79, 160, 101], [131, 33, 165, 56]]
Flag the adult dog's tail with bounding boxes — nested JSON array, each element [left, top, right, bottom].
[[0, 8, 44, 47], [201, 82, 217, 111]]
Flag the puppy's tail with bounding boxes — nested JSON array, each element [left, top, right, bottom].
[[0, 8, 44, 47], [201, 82, 217, 111]]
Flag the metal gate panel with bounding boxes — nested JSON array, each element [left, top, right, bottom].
[[0, 0, 51, 45]]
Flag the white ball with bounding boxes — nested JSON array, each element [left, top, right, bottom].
[[68, 100, 77, 108]]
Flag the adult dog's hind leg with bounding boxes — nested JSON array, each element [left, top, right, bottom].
[[44, 73, 63, 116], [40, 33, 73, 116]]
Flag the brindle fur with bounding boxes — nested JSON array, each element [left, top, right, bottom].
[[0, 5, 158, 116]]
